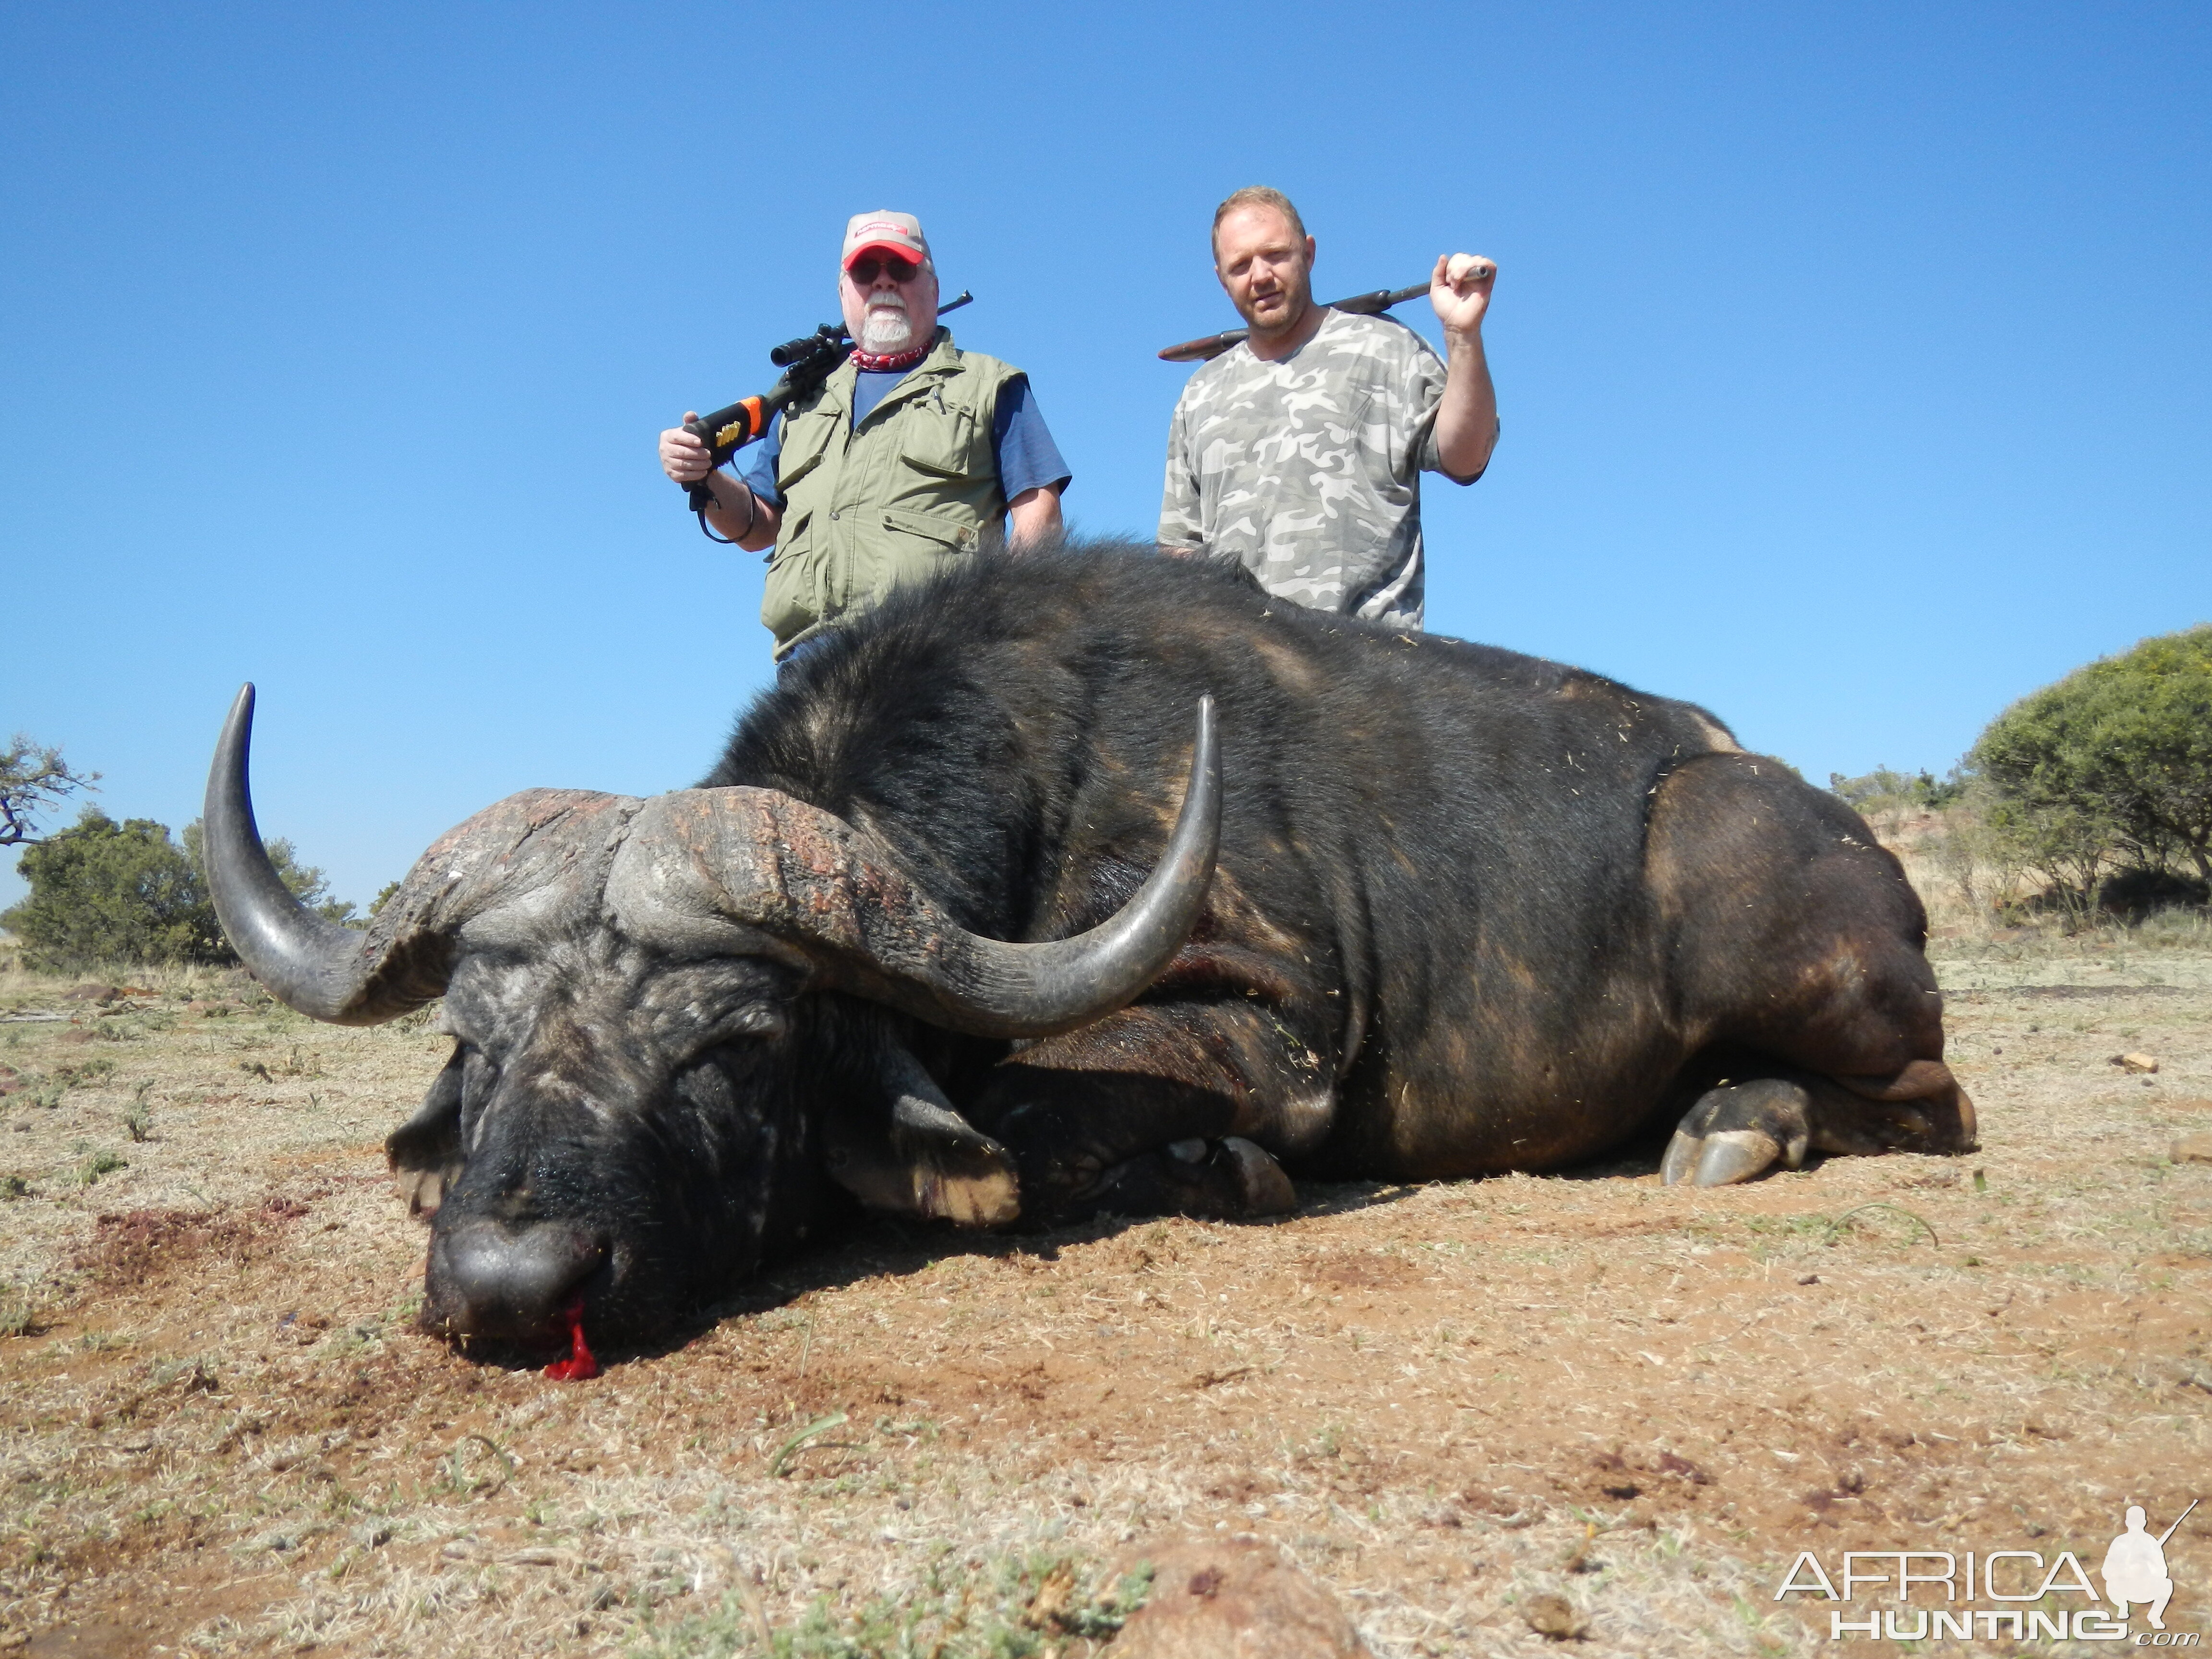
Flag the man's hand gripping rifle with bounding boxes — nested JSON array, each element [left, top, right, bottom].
[[679, 291, 974, 516]]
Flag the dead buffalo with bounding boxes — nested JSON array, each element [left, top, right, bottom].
[[204, 546, 1974, 1344]]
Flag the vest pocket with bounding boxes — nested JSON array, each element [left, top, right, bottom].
[[776, 407, 840, 492], [760, 528, 828, 648], [896, 398, 987, 480], [881, 507, 982, 554]]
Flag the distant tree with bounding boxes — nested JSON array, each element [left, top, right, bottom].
[[1972, 625, 2212, 889], [0, 736, 100, 847], [1827, 766, 1965, 819], [0, 808, 359, 969], [0, 809, 226, 969]]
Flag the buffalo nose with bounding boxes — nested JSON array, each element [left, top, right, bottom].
[[429, 1218, 608, 1337]]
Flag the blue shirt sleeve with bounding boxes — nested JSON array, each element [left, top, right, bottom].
[[992, 376, 1071, 500], [734, 416, 784, 507]]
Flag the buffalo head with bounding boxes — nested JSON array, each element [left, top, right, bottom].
[[203, 686, 1218, 1345]]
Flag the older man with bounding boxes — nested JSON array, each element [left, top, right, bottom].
[[661, 211, 1070, 662], [1159, 186, 1499, 627]]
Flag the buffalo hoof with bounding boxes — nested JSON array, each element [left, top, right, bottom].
[[918, 1144, 1021, 1228], [1661, 1077, 1812, 1187]]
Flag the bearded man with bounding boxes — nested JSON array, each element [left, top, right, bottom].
[[661, 211, 1070, 664], [1159, 186, 1500, 627]]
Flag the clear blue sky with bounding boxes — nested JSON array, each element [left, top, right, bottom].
[[5, 3, 2208, 914]]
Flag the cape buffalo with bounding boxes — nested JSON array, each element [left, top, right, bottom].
[[204, 547, 1974, 1345]]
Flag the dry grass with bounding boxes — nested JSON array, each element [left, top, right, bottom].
[[2, 902, 2209, 1656]]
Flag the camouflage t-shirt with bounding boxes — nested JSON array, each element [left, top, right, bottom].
[[1158, 308, 1465, 628]]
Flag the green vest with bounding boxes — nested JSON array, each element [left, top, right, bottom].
[[761, 328, 1024, 657]]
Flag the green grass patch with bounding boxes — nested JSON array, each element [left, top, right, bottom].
[[0, 1283, 37, 1337], [74, 1146, 127, 1186], [635, 1551, 1152, 1658]]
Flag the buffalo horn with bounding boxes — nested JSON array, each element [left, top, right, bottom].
[[202, 684, 393, 1022], [613, 698, 1222, 1039], [206, 685, 631, 1025]]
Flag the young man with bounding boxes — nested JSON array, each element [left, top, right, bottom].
[[660, 211, 1070, 662], [1158, 187, 1499, 628]]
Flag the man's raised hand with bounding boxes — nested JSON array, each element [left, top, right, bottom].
[[1430, 252, 1496, 339], [660, 414, 712, 485]]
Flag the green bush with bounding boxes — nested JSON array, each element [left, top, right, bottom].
[[1972, 624, 2212, 902], [0, 810, 228, 970], [0, 808, 356, 971]]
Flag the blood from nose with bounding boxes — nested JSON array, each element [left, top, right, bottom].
[[544, 1298, 599, 1382]]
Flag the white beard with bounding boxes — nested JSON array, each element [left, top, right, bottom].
[[859, 300, 915, 354]]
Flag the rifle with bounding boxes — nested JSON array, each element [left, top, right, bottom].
[[2157, 1499, 2200, 1547], [680, 290, 975, 514], [1156, 281, 1431, 363]]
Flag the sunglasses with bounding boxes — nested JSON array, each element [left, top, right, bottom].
[[848, 254, 920, 286]]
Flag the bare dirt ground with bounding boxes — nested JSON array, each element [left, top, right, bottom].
[[3, 908, 2210, 1656]]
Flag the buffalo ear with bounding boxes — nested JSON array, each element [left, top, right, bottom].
[[386, 1050, 466, 1218], [822, 1043, 1020, 1229]]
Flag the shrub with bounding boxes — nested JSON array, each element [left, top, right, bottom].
[[0, 809, 356, 971], [0, 810, 228, 970], [1973, 625, 2212, 895]]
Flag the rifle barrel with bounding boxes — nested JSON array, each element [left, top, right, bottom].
[[2157, 1498, 2200, 1546], [1156, 280, 1433, 362], [686, 289, 982, 466]]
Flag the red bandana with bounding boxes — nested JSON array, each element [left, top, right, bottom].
[[849, 343, 929, 373]]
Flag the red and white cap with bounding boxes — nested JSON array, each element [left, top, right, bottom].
[[842, 210, 931, 270]]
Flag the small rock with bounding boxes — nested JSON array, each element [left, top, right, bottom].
[[2171, 1134, 2212, 1165], [1109, 1534, 1372, 1658], [2111, 1053, 2160, 1074], [1524, 1591, 1585, 1640]]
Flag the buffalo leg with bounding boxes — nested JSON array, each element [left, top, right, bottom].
[[968, 1001, 1326, 1224], [387, 1049, 465, 1216], [820, 1040, 1019, 1227], [1663, 1060, 1978, 1187], [1647, 754, 1978, 1180]]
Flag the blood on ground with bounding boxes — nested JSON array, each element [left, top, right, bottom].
[[544, 1298, 599, 1382]]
